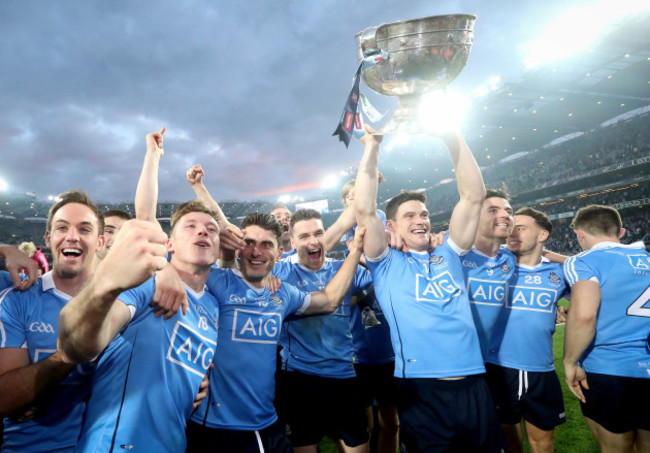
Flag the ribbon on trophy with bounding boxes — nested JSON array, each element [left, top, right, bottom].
[[333, 64, 363, 147], [333, 51, 390, 146]]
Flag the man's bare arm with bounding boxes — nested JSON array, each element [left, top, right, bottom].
[[445, 131, 486, 250], [353, 126, 386, 259], [562, 279, 600, 402], [0, 348, 74, 418], [304, 228, 365, 315], [323, 206, 356, 252], [58, 221, 168, 364], [134, 128, 165, 226]]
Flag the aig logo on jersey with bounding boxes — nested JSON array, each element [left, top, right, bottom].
[[628, 254, 650, 272], [415, 271, 461, 303], [507, 286, 557, 312], [232, 308, 281, 344], [166, 322, 217, 377], [467, 278, 507, 306]]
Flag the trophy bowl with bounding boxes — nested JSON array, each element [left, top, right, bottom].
[[356, 14, 477, 134]]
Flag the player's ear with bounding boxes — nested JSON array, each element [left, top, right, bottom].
[[385, 219, 396, 233], [618, 228, 626, 239], [44, 231, 51, 248], [166, 237, 174, 253], [539, 230, 550, 243], [96, 234, 105, 252]]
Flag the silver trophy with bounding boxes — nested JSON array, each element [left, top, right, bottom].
[[356, 14, 477, 134]]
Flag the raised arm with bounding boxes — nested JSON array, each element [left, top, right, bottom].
[[304, 227, 365, 315], [134, 128, 165, 226], [353, 126, 386, 259], [57, 220, 168, 364], [186, 164, 229, 231], [323, 206, 356, 252], [445, 131, 486, 250]]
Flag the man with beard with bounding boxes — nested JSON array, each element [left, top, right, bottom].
[[273, 208, 373, 453], [0, 190, 104, 452], [485, 207, 569, 453]]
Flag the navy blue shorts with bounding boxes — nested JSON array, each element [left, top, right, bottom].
[[354, 361, 398, 407], [580, 371, 650, 433], [485, 363, 566, 430], [397, 375, 504, 453], [186, 419, 293, 453], [279, 370, 369, 447]]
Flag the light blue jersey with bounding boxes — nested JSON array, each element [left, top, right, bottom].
[[1, 271, 13, 289], [75, 277, 218, 453], [350, 291, 394, 365], [281, 249, 297, 260], [0, 272, 95, 453], [192, 268, 310, 430], [461, 247, 517, 359], [487, 260, 569, 371], [273, 256, 372, 378], [365, 239, 485, 379], [564, 241, 650, 378]]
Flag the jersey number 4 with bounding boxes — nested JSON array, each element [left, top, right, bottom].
[[627, 285, 650, 318]]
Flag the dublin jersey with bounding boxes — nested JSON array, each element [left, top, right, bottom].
[[487, 260, 569, 371], [281, 249, 297, 260], [461, 247, 517, 359], [273, 256, 372, 378], [564, 241, 650, 378], [365, 238, 484, 379], [0, 272, 95, 453], [75, 277, 218, 453], [350, 292, 394, 365], [193, 268, 310, 430], [1, 271, 13, 289]]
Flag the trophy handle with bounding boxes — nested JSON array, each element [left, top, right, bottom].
[[356, 26, 380, 60]]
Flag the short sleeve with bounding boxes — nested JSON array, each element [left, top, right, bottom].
[[0, 290, 25, 348], [564, 255, 598, 287]]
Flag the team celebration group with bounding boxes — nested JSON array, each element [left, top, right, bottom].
[[0, 126, 648, 453]]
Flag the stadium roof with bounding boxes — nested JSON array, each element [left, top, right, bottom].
[[463, 14, 650, 166]]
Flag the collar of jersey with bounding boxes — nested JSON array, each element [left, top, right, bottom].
[[517, 256, 551, 271], [232, 268, 265, 293], [288, 252, 332, 272], [40, 271, 73, 301], [184, 283, 206, 299], [590, 241, 645, 251]]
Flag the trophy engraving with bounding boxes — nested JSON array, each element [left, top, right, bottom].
[[356, 14, 477, 134]]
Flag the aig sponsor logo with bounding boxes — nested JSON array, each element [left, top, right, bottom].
[[166, 322, 217, 377], [467, 278, 507, 306], [29, 322, 55, 334], [415, 271, 461, 303], [507, 285, 557, 312], [231, 309, 281, 344], [628, 254, 650, 271]]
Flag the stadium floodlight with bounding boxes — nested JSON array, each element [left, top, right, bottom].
[[522, 0, 650, 69], [0, 178, 7, 192], [419, 90, 469, 133], [321, 174, 339, 189], [278, 194, 291, 204]]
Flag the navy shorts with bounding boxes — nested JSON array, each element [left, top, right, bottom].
[[278, 370, 369, 447], [186, 419, 293, 453], [580, 371, 650, 433], [485, 363, 566, 430], [397, 375, 504, 453], [354, 361, 398, 407]]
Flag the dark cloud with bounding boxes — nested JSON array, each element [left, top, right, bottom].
[[0, 0, 612, 203]]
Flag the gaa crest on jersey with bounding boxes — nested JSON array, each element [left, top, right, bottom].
[[549, 272, 562, 284], [429, 255, 444, 265], [501, 263, 511, 274]]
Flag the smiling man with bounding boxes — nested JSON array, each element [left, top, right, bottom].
[[354, 126, 503, 452], [187, 212, 366, 453], [273, 208, 373, 453], [0, 190, 104, 453], [485, 207, 569, 453]]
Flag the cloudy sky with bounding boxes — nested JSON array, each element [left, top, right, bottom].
[[0, 0, 638, 203]]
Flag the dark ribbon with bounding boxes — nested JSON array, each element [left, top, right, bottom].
[[332, 64, 363, 148]]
